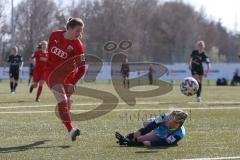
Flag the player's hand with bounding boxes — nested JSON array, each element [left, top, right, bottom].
[[204, 71, 209, 77], [188, 64, 192, 70]]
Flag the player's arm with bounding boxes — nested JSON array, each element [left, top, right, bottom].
[[188, 52, 193, 70], [137, 115, 165, 136], [31, 54, 36, 65], [203, 54, 211, 76], [7, 56, 11, 63], [71, 41, 86, 85], [47, 32, 56, 53], [32, 52, 36, 61], [205, 62, 211, 76], [143, 135, 182, 147], [74, 40, 85, 67], [127, 64, 130, 73], [19, 56, 24, 70], [120, 64, 124, 74]]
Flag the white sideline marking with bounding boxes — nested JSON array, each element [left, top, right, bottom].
[[1, 101, 240, 109], [177, 156, 240, 160], [1, 106, 240, 114]]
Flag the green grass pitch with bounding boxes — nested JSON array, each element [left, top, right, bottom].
[[0, 80, 240, 160]]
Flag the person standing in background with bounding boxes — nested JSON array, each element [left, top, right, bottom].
[[7, 46, 23, 94]]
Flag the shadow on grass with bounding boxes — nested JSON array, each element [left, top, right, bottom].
[[0, 100, 32, 104], [135, 144, 178, 153], [114, 143, 178, 154], [0, 140, 71, 153], [113, 143, 178, 154]]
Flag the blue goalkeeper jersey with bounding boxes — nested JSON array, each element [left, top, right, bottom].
[[147, 113, 186, 141]]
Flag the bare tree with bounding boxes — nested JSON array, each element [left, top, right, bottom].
[[14, 0, 58, 59], [0, 0, 9, 63], [10, 0, 240, 63]]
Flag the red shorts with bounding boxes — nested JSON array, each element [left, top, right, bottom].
[[44, 65, 86, 89], [33, 68, 44, 82]]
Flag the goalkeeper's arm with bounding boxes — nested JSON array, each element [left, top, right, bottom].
[[139, 116, 165, 135], [143, 135, 182, 147]]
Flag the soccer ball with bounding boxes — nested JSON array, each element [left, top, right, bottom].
[[180, 77, 199, 96]]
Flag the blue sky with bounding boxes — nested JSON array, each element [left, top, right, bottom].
[[10, 0, 240, 33]]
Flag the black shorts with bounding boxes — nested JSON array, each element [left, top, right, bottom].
[[122, 72, 129, 78], [9, 69, 20, 80], [29, 69, 33, 76], [191, 66, 204, 76]]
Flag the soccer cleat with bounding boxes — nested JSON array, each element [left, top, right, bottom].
[[70, 128, 80, 141], [29, 86, 34, 93], [197, 97, 202, 102], [35, 98, 40, 102]]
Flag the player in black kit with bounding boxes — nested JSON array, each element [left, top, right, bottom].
[[7, 47, 23, 94], [188, 41, 211, 102], [121, 58, 130, 88]]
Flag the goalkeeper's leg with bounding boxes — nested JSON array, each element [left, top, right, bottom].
[[115, 132, 144, 146]]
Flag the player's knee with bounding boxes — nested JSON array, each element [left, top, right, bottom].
[[39, 80, 45, 85], [66, 84, 75, 95], [53, 90, 68, 103]]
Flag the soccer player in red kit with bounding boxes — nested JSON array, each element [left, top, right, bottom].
[[30, 41, 48, 102], [44, 18, 86, 141]]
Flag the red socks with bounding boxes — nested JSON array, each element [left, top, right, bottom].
[[57, 101, 73, 132], [36, 85, 43, 99]]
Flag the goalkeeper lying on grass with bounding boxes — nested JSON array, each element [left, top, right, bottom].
[[115, 109, 188, 147]]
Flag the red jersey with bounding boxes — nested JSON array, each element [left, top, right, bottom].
[[32, 50, 48, 70], [46, 30, 85, 71], [45, 30, 85, 86]]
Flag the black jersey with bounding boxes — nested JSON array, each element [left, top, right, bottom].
[[191, 50, 210, 68], [8, 55, 23, 71], [121, 63, 130, 75], [149, 66, 154, 75]]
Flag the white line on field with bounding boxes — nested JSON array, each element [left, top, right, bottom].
[[0, 101, 160, 109], [1, 101, 240, 109], [1, 106, 240, 114], [177, 156, 240, 160]]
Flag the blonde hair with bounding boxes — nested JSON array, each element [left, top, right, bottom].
[[12, 46, 18, 53], [168, 109, 188, 124]]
